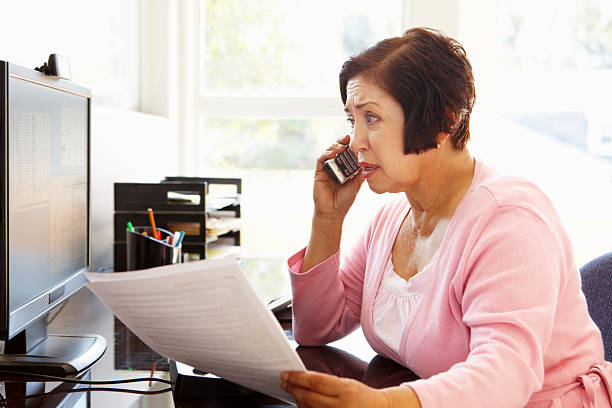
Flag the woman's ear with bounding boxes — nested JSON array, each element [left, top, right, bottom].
[[437, 109, 456, 148], [436, 131, 449, 148]]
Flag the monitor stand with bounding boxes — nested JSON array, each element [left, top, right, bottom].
[[0, 317, 106, 375]]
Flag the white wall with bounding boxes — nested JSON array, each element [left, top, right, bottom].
[[91, 106, 178, 271], [0, 0, 141, 110], [409, 0, 460, 37]]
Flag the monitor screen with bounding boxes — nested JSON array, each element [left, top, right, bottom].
[[1, 62, 92, 342], [0, 62, 104, 375], [8, 75, 88, 313]]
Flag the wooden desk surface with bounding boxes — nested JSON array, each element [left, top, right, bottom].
[[0, 258, 417, 407]]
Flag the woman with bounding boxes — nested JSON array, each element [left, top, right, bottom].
[[280, 28, 612, 407]]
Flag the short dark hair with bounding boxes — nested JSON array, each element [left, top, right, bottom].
[[339, 27, 475, 153]]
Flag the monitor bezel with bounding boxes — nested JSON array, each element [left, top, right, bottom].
[[0, 61, 92, 340]]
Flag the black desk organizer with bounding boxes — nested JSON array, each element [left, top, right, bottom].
[[113, 177, 241, 272]]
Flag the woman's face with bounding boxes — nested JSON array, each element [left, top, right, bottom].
[[345, 75, 437, 194]]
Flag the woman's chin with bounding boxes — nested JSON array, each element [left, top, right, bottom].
[[365, 179, 387, 194]]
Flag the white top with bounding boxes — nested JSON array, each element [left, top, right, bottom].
[[373, 253, 436, 355]]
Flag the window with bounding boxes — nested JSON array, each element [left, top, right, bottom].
[[197, 0, 405, 257], [192, 0, 612, 264], [201, 0, 403, 96], [495, 0, 612, 265]]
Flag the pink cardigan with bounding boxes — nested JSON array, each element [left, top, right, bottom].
[[288, 160, 612, 407]]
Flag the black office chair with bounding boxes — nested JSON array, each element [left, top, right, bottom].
[[580, 252, 612, 362]]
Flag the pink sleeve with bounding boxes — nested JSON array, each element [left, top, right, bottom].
[[408, 205, 565, 408], [287, 222, 371, 346]]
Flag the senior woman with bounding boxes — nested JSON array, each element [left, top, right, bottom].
[[280, 28, 612, 407]]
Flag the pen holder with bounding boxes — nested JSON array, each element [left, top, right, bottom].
[[126, 227, 181, 271]]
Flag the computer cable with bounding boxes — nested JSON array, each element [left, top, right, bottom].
[[2, 386, 172, 397], [0, 370, 172, 385]]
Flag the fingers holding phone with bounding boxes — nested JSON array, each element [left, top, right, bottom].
[[323, 146, 360, 184], [312, 135, 364, 218]]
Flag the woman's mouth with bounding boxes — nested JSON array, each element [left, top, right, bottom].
[[359, 162, 379, 179]]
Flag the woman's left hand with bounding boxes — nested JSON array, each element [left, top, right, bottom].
[[280, 370, 389, 408]]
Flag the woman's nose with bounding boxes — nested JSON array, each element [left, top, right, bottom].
[[349, 122, 369, 153]]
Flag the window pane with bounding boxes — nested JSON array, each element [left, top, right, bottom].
[[496, 0, 612, 266], [197, 118, 389, 257], [200, 118, 351, 169], [500, 0, 612, 71], [201, 0, 403, 95]]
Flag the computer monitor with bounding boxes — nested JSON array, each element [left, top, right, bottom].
[[0, 61, 106, 374]]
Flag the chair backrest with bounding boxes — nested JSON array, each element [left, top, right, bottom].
[[580, 252, 612, 362]]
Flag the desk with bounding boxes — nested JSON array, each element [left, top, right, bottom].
[[0, 258, 417, 407]]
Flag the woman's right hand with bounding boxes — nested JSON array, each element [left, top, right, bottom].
[[312, 135, 364, 220]]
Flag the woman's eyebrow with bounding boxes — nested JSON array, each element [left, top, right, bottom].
[[344, 101, 380, 113], [355, 101, 380, 109]]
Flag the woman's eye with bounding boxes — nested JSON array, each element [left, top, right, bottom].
[[365, 114, 378, 125], [346, 117, 355, 127]]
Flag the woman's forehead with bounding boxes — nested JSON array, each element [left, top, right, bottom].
[[345, 76, 394, 110]]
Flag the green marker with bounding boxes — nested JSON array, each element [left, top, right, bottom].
[[126, 221, 135, 232]]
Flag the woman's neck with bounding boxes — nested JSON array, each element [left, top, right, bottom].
[[405, 147, 475, 235]]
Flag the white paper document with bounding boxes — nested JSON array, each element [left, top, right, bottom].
[[84, 257, 305, 404]]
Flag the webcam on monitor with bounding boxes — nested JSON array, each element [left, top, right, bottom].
[[34, 53, 71, 80]]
